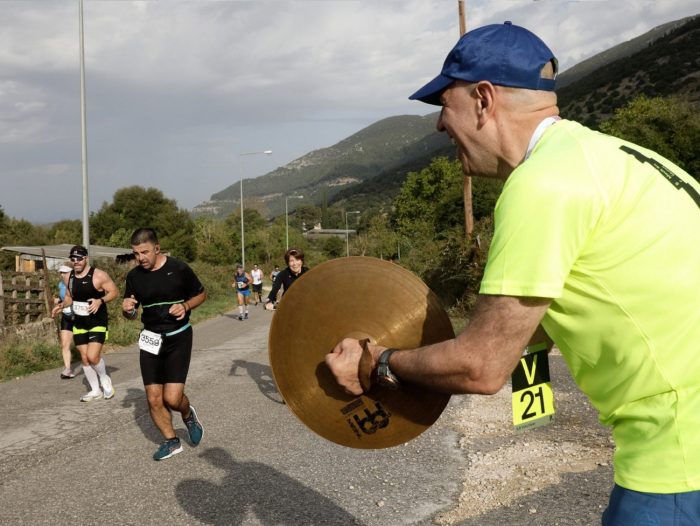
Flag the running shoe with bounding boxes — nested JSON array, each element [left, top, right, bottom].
[[238, 314, 243, 321], [80, 390, 103, 402], [103, 384, 115, 400], [183, 405, 204, 446], [244, 312, 249, 320], [60, 368, 76, 379], [153, 438, 183, 461]]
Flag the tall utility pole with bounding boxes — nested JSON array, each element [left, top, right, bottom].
[[458, 0, 474, 239], [79, 0, 90, 249]]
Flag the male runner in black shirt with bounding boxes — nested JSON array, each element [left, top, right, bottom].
[[55, 245, 119, 402], [122, 228, 207, 461]]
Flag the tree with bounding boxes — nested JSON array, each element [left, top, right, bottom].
[[46, 220, 82, 245], [600, 96, 700, 181], [0, 206, 12, 270], [393, 157, 464, 236], [322, 236, 345, 258], [194, 217, 235, 265], [224, 208, 270, 266], [294, 204, 321, 227], [354, 213, 397, 258], [90, 186, 196, 260], [0, 216, 48, 270], [389, 157, 499, 310]]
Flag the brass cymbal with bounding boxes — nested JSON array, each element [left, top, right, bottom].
[[269, 256, 454, 449]]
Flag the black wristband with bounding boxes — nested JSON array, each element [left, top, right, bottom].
[[376, 348, 400, 389]]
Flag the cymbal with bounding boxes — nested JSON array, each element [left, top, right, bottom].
[[269, 256, 454, 449]]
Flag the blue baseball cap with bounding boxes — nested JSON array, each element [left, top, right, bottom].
[[410, 21, 558, 105]]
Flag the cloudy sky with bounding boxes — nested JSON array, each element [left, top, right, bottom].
[[1, 0, 697, 224]]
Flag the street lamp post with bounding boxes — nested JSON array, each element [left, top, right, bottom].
[[239, 150, 272, 269], [78, 0, 90, 249], [345, 210, 360, 257], [285, 195, 304, 250]]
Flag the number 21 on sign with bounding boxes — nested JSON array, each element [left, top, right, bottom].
[[511, 346, 556, 432]]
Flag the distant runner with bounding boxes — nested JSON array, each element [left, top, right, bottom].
[[51, 263, 76, 379], [250, 264, 264, 306], [233, 264, 252, 320]]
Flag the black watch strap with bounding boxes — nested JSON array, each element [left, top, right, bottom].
[[376, 348, 400, 389]]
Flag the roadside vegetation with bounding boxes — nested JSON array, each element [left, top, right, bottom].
[[1, 94, 697, 380]]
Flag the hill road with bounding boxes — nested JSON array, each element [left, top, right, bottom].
[[0, 309, 614, 525]]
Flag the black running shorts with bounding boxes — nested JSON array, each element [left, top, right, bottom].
[[60, 314, 74, 332], [73, 326, 107, 346], [253, 283, 263, 293], [140, 326, 193, 385]]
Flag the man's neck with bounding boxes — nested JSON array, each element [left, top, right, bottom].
[[151, 254, 167, 272], [497, 108, 560, 179], [75, 265, 91, 279]]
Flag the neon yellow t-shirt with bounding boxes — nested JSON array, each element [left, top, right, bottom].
[[480, 120, 700, 493]]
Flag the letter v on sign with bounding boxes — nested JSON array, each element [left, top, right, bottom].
[[521, 353, 537, 385]]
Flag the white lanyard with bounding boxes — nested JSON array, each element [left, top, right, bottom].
[[524, 116, 561, 161]]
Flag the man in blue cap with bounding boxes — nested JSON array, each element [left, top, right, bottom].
[[326, 22, 700, 525]]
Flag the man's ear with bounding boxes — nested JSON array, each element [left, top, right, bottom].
[[474, 81, 496, 121], [155, 245, 160, 254]]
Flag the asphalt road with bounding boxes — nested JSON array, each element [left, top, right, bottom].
[[0, 308, 467, 525], [0, 308, 613, 525]]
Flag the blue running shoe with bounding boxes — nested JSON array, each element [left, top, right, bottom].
[[183, 405, 203, 446], [153, 438, 182, 461]]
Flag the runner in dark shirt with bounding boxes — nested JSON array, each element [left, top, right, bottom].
[[122, 228, 207, 461]]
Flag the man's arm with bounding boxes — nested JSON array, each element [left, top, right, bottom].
[[265, 271, 283, 304], [169, 290, 207, 321], [325, 294, 551, 396], [89, 269, 119, 314]]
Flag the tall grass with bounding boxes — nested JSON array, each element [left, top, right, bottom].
[[0, 337, 71, 381]]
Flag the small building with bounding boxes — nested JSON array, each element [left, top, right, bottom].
[[1, 244, 133, 272], [303, 223, 356, 241]]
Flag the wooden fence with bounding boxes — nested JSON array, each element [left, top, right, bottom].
[[0, 272, 52, 327]]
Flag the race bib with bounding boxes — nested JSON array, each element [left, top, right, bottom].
[[237, 281, 245, 289], [139, 329, 163, 355], [71, 301, 90, 317]]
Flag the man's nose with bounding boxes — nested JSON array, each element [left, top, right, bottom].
[[436, 110, 445, 132]]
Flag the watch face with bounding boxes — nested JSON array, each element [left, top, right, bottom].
[[377, 372, 400, 390]]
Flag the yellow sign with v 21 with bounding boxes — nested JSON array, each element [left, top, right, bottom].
[[511, 346, 555, 432]]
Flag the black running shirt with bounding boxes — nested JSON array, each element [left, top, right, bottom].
[[124, 257, 204, 333]]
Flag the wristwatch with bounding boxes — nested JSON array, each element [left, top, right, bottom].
[[376, 348, 400, 389]]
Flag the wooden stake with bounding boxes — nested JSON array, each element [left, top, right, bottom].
[[40, 249, 61, 343], [458, 1, 475, 239]]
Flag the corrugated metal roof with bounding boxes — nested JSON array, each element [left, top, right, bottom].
[[1, 244, 132, 260]]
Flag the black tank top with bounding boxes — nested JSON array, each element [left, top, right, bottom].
[[70, 267, 108, 327]]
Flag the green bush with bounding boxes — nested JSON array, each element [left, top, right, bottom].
[[0, 338, 64, 381]]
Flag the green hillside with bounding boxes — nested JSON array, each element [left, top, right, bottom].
[[193, 114, 445, 219], [559, 14, 700, 127]]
